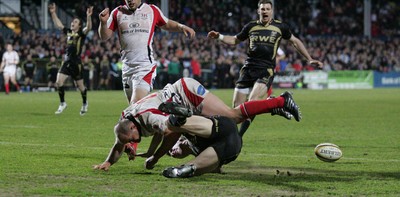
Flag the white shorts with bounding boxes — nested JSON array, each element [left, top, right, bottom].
[[3, 66, 16, 77], [122, 63, 157, 97]]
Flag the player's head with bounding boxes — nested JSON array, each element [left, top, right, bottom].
[[257, 0, 273, 24], [6, 43, 13, 51], [125, 0, 142, 11], [70, 17, 83, 32], [114, 119, 141, 144]]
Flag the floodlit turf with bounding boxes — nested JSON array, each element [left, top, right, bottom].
[[1, 88, 399, 196]]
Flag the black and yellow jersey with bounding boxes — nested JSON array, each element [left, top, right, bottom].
[[63, 27, 86, 62], [236, 19, 292, 69]]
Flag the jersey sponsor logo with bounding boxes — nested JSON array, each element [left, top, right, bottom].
[[129, 23, 140, 28], [250, 34, 277, 44], [121, 29, 149, 34], [139, 13, 149, 20], [196, 85, 206, 96]]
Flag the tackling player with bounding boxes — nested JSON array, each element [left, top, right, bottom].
[[93, 77, 301, 172]]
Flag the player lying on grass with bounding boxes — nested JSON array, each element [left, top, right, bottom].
[[93, 77, 301, 171], [154, 104, 242, 178]]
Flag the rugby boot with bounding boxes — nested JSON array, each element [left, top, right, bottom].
[[80, 102, 88, 116], [280, 91, 302, 122], [271, 108, 293, 120], [55, 102, 67, 114], [163, 164, 196, 178], [158, 102, 193, 117]]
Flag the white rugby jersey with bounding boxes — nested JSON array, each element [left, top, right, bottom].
[[122, 78, 209, 137], [107, 3, 168, 65], [2, 51, 19, 67]]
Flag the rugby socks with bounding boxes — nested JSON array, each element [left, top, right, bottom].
[[239, 117, 254, 137], [5, 84, 9, 94], [58, 86, 65, 103], [4, 83, 20, 94], [15, 83, 20, 92], [81, 88, 87, 104], [239, 97, 284, 119]]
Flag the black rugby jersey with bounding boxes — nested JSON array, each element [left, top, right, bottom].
[[63, 27, 86, 61], [236, 19, 292, 69]]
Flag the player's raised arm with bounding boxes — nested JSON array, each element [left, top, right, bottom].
[[83, 6, 93, 35], [98, 8, 113, 41], [48, 3, 64, 30]]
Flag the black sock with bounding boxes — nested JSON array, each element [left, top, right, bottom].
[[58, 86, 65, 103], [81, 88, 87, 104], [239, 116, 255, 137]]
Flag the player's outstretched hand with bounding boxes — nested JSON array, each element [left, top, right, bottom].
[[182, 26, 196, 39], [309, 59, 323, 69], [207, 30, 220, 39], [93, 161, 111, 171]]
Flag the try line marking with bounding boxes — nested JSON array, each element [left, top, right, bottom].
[[1, 141, 399, 162]]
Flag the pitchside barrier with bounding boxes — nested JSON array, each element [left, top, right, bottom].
[[2, 60, 400, 92], [277, 70, 400, 89]]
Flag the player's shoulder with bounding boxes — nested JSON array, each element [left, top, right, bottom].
[[272, 19, 289, 26], [113, 5, 130, 14], [247, 20, 259, 25], [243, 20, 260, 28]]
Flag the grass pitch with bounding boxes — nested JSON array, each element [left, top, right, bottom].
[[1, 88, 399, 196]]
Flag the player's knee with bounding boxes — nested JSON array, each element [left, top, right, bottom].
[[56, 81, 64, 87]]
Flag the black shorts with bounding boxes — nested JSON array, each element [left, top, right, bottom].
[[59, 60, 83, 81], [235, 65, 274, 89], [194, 116, 242, 165], [24, 71, 34, 79]]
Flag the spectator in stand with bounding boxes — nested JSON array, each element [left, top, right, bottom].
[[98, 54, 110, 90], [92, 56, 101, 90], [168, 56, 181, 84], [82, 56, 94, 90], [47, 56, 59, 92], [0, 43, 20, 94], [22, 54, 37, 92], [191, 54, 202, 83], [156, 53, 169, 88]]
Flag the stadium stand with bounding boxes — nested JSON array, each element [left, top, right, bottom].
[[0, 0, 399, 91]]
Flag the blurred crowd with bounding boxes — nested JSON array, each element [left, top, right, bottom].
[[1, 0, 399, 91]]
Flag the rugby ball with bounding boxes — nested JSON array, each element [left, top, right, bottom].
[[314, 143, 342, 162]]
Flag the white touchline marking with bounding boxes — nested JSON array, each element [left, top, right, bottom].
[[1, 125, 42, 129], [0, 141, 109, 150]]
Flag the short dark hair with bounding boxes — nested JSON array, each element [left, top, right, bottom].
[[258, 0, 273, 8]]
